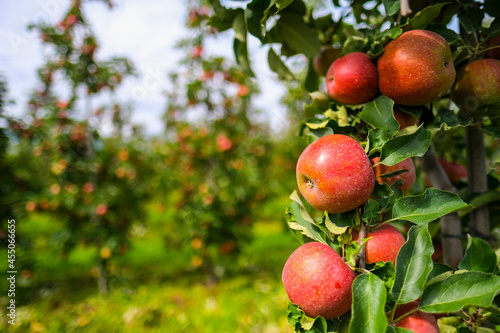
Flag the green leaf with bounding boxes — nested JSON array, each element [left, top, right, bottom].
[[427, 263, 455, 282], [275, 0, 295, 12], [268, 48, 295, 81], [392, 225, 434, 305], [208, 0, 239, 31], [406, 2, 450, 30], [426, 24, 461, 45], [383, 0, 400, 16], [392, 188, 471, 224], [277, 12, 321, 58], [245, 0, 272, 40], [304, 59, 319, 93], [305, 127, 334, 142], [285, 190, 327, 244], [379, 125, 431, 166], [458, 6, 484, 34], [459, 235, 497, 273], [419, 271, 500, 313], [361, 95, 399, 137], [349, 273, 388, 333], [324, 210, 355, 235], [233, 10, 255, 77], [362, 199, 382, 226], [305, 91, 332, 116], [485, 0, 500, 17], [386, 327, 413, 333], [287, 302, 331, 333]]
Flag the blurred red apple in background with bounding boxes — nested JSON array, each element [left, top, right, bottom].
[[451, 58, 500, 116], [313, 46, 341, 76]]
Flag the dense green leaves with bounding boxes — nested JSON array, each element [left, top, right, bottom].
[[349, 273, 388, 333], [392, 225, 434, 304], [392, 188, 470, 224], [419, 271, 500, 313], [276, 12, 321, 58]]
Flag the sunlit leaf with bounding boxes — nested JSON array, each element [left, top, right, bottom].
[[392, 188, 471, 224], [419, 271, 500, 313], [349, 273, 388, 333], [378, 125, 431, 166]]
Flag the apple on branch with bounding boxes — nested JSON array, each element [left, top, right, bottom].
[[378, 30, 455, 106], [325, 52, 379, 105], [352, 224, 406, 264], [282, 242, 356, 319], [296, 134, 375, 214]]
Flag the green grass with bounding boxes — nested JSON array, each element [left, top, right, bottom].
[[0, 201, 299, 332]]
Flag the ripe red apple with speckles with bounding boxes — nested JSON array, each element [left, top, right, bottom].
[[282, 242, 356, 319], [378, 29, 455, 106], [352, 224, 406, 264], [296, 134, 375, 214]]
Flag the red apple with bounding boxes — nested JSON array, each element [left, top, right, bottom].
[[394, 108, 418, 130], [313, 46, 341, 76], [352, 224, 406, 264], [394, 301, 440, 333], [378, 30, 455, 106], [438, 158, 467, 183], [450, 59, 500, 116], [282, 242, 356, 319], [296, 134, 375, 214], [372, 157, 416, 194], [326, 52, 378, 105]]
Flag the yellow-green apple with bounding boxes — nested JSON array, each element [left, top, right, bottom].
[[372, 157, 416, 194], [296, 134, 375, 214], [394, 108, 418, 130], [282, 242, 356, 319], [352, 224, 406, 264], [378, 30, 455, 106], [394, 301, 440, 333], [450, 59, 500, 116], [313, 46, 341, 76], [326, 52, 378, 105]]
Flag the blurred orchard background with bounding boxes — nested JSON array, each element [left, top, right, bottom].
[[0, 0, 312, 332]]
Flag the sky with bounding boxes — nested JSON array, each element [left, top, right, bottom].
[[0, 0, 288, 136]]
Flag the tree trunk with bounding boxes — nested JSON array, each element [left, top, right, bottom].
[[419, 146, 463, 268], [465, 124, 491, 240]]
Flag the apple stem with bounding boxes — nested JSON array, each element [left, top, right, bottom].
[[465, 123, 491, 241], [418, 145, 463, 268]]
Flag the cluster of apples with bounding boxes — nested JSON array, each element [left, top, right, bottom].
[[279, 29, 489, 332], [318, 29, 500, 116]]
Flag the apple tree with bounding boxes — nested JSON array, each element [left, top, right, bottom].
[[202, 0, 500, 331], [4, 0, 154, 294], [159, 4, 296, 279]]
